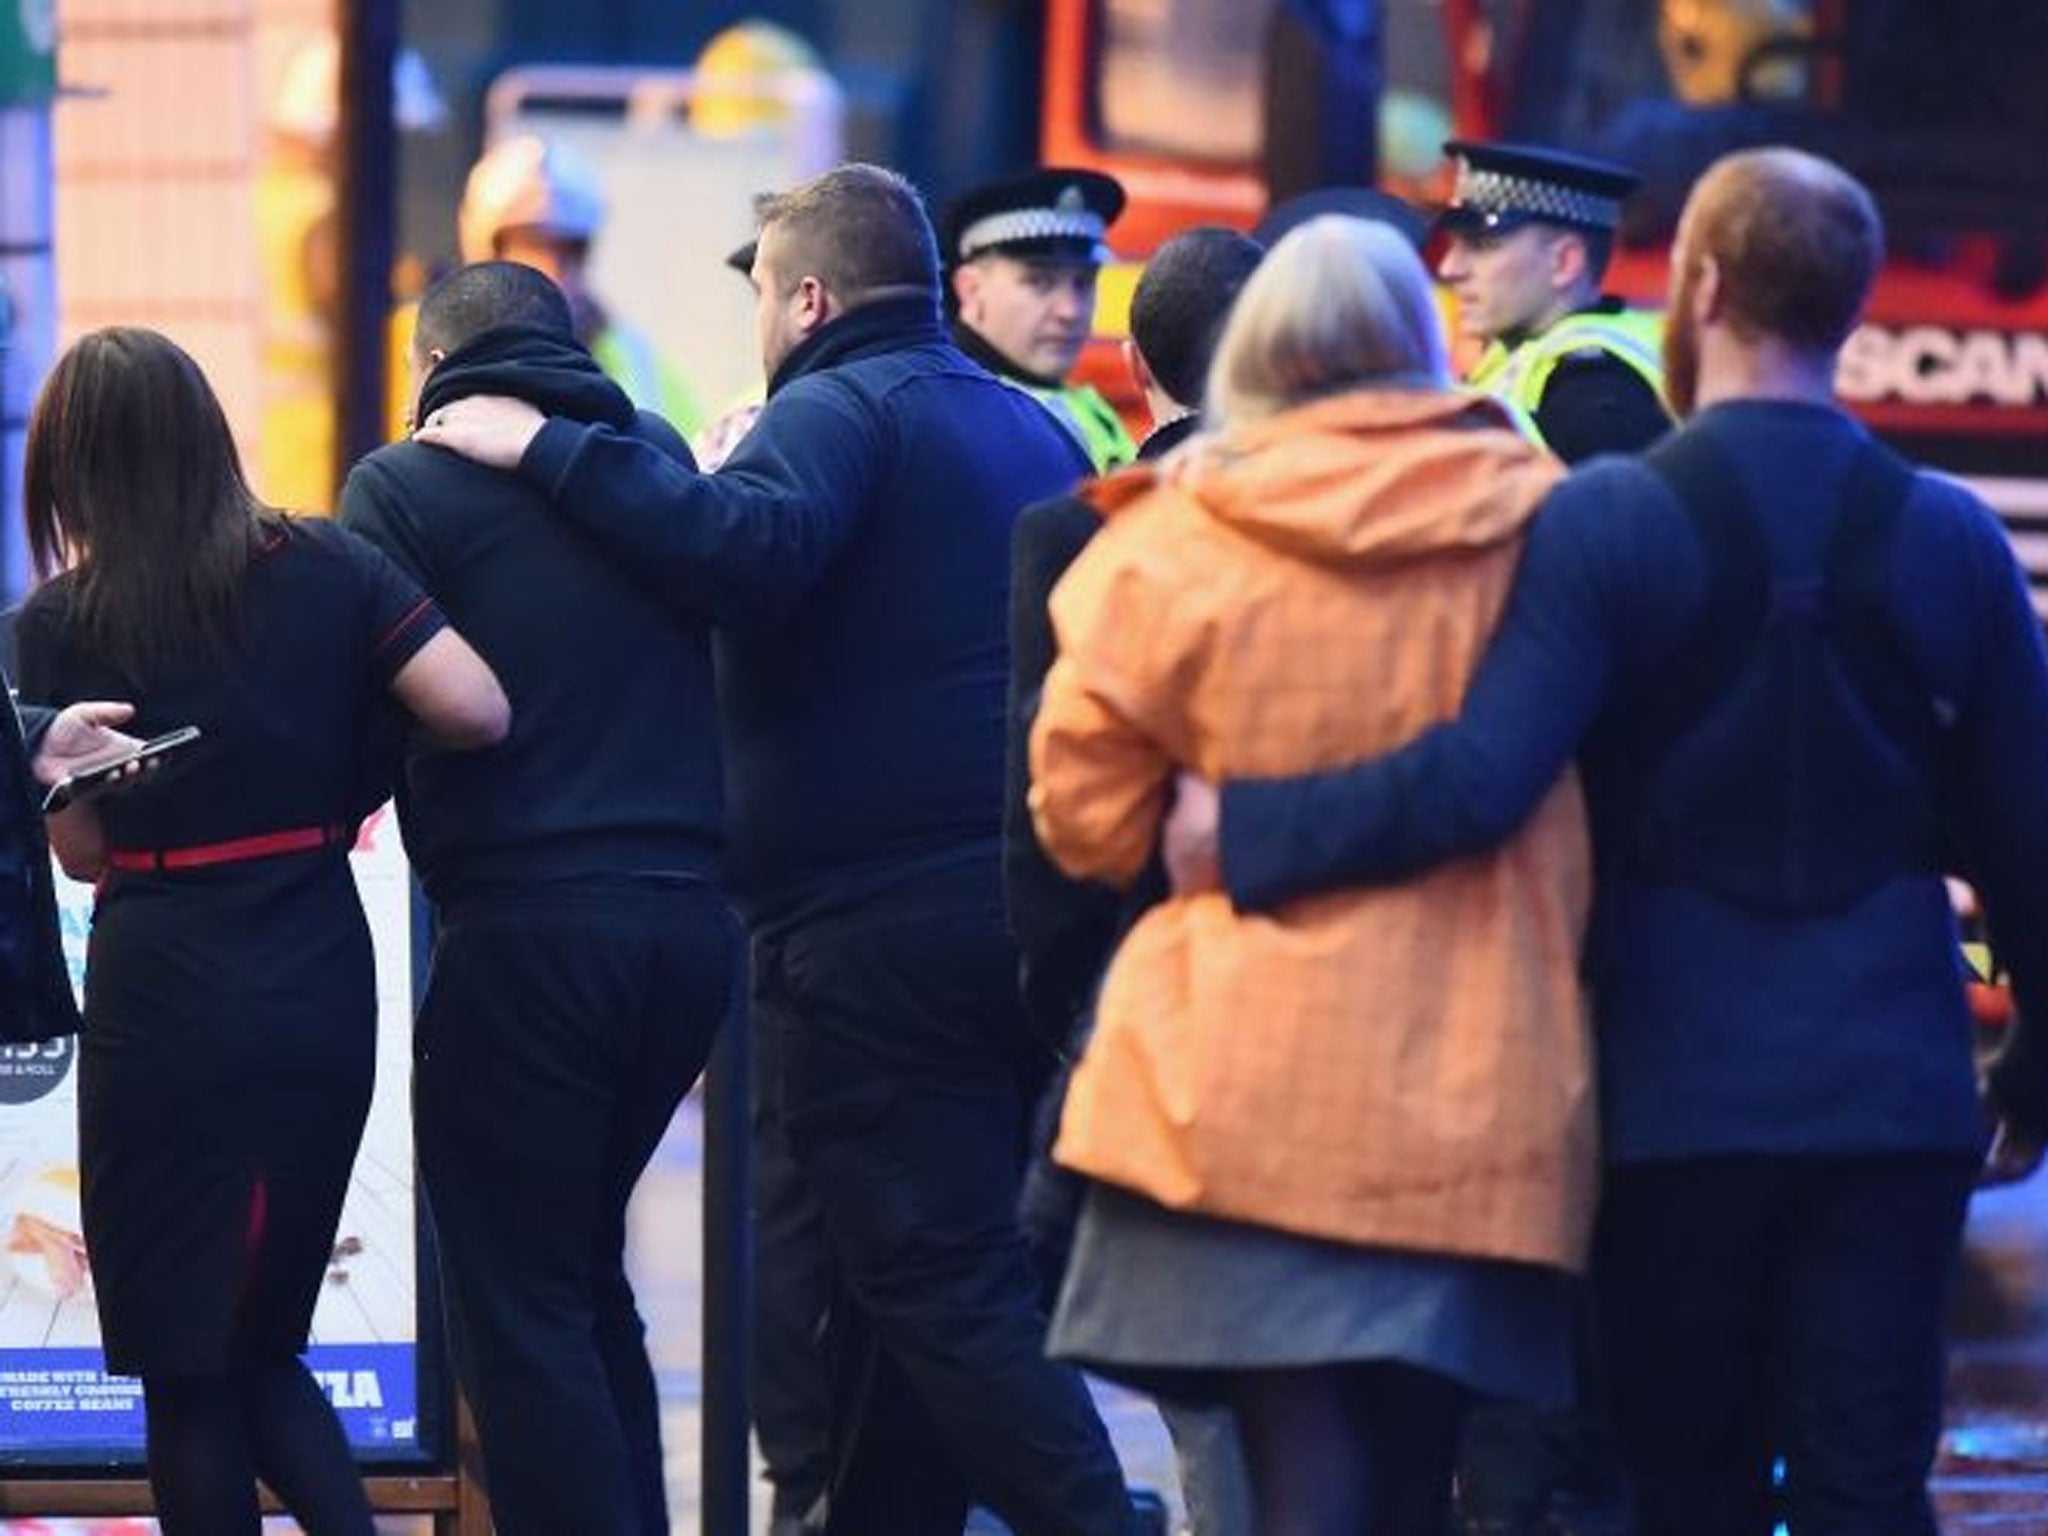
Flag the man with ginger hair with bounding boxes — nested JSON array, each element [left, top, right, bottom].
[[1165, 147, 2048, 1532], [415, 163, 1142, 1536]]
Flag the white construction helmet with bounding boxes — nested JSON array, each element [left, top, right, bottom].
[[271, 30, 449, 143], [457, 134, 607, 264]]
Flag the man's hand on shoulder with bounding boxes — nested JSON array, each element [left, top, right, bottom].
[[413, 395, 546, 470], [1163, 770, 1223, 895]]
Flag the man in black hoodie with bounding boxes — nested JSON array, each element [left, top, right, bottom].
[[416, 166, 1139, 1536], [338, 262, 737, 1536], [1004, 225, 1263, 1536]]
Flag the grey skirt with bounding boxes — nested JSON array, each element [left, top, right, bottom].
[[1048, 1181, 1576, 1409]]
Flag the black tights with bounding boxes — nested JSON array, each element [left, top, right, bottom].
[[1228, 1361, 1468, 1536], [143, 1357, 375, 1536]]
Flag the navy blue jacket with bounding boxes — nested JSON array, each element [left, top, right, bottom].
[[1221, 400, 2048, 1161], [2, 694, 78, 1041], [340, 326, 723, 907], [1004, 413, 1196, 1045], [518, 295, 1091, 927]]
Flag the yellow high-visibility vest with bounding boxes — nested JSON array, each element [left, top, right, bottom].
[[1469, 307, 1667, 446]]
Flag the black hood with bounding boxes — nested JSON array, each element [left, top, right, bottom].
[[417, 324, 637, 430]]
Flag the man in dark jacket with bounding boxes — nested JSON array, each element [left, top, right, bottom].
[[1005, 224, 1263, 1536], [1004, 226, 1261, 1045], [1167, 148, 2048, 1534], [2, 694, 138, 1041], [416, 165, 1138, 1536], [338, 261, 737, 1536]]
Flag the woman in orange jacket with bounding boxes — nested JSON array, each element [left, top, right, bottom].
[[1029, 215, 1594, 1534]]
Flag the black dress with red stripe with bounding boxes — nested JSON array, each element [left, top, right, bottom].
[[15, 517, 446, 1377]]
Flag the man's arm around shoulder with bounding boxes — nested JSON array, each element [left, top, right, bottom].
[[500, 379, 879, 628], [1211, 462, 1650, 909]]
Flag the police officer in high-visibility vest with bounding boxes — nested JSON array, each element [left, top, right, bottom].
[[1438, 140, 1671, 464], [942, 168, 1138, 472], [1437, 137, 1667, 1536], [458, 135, 705, 437]]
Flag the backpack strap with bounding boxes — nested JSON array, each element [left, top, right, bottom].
[[1825, 438, 1931, 758], [1629, 429, 1771, 770], [1614, 427, 1941, 908]]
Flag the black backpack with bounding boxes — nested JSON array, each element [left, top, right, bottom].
[[1602, 430, 1951, 913]]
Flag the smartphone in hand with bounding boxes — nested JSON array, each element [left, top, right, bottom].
[[41, 726, 202, 814]]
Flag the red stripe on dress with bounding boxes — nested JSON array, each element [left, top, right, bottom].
[[235, 1174, 269, 1322], [375, 596, 434, 652]]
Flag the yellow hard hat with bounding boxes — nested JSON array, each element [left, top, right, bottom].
[[691, 19, 821, 138], [1658, 0, 1813, 105], [458, 134, 606, 264]]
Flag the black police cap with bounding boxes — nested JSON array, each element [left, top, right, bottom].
[[1438, 140, 1641, 237], [941, 167, 1125, 267]]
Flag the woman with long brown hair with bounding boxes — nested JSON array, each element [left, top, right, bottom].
[[16, 327, 507, 1535]]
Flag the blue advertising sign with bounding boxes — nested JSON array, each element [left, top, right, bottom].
[[0, 806, 429, 1465]]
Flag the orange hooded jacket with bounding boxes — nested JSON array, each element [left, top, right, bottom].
[[1031, 387, 1596, 1270]]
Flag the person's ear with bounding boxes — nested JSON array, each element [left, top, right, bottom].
[[951, 262, 983, 321], [1550, 232, 1590, 292], [1693, 254, 1724, 323], [795, 275, 831, 332], [1124, 338, 1158, 399]]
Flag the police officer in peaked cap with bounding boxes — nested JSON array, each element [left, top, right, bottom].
[[1437, 139, 1672, 462], [1441, 148, 1651, 1536], [943, 167, 1138, 472]]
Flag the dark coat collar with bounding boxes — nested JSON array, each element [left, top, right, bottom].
[[1137, 413, 1200, 462], [770, 295, 947, 397]]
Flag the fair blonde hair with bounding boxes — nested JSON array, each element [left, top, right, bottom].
[[1206, 215, 1449, 426]]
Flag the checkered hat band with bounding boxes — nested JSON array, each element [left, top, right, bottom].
[[1453, 167, 1620, 229], [959, 207, 1106, 258]]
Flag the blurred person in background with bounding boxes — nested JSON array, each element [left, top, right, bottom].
[[690, 239, 768, 473], [257, 28, 449, 510], [16, 329, 506, 1536], [459, 134, 705, 437]]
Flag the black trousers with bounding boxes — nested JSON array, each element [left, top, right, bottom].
[[752, 982, 834, 1525], [415, 880, 740, 1536], [1593, 1150, 1978, 1536], [1454, 1286, 1628, 1534], [755, 863, 1134, 1536]]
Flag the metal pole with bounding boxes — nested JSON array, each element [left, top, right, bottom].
[[334, 0, 397, 500], [702, 1002, 753, 1536]]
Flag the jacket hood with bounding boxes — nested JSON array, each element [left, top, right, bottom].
[[1092, 389, 1556, 569], [417, 324, 637, 429]]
